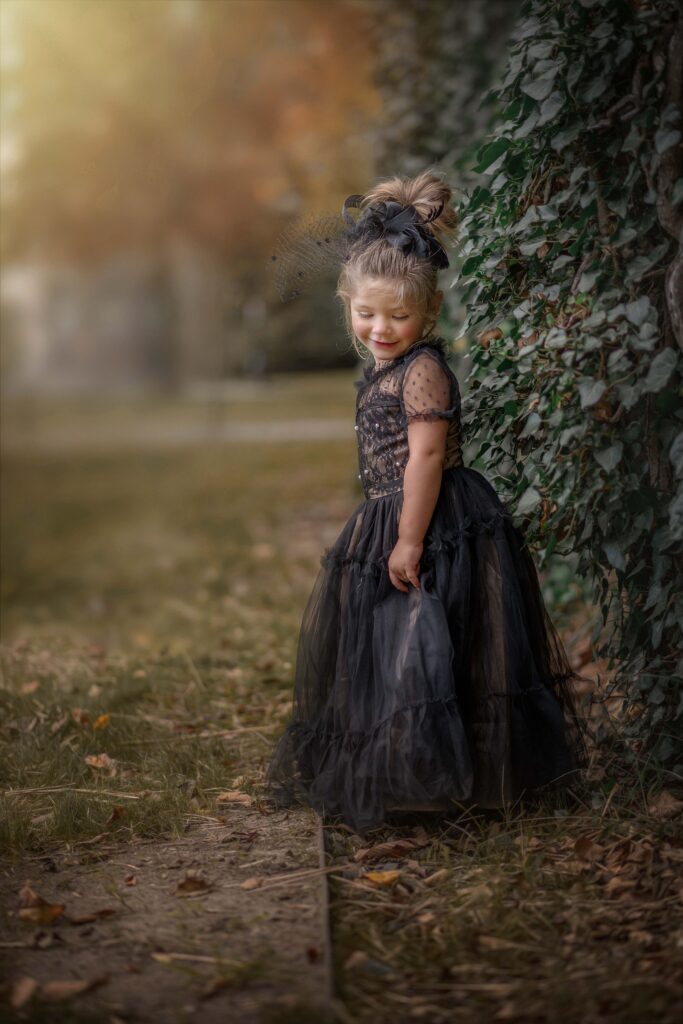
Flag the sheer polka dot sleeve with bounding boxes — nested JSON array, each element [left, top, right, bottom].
[[400, 351, 456, 423]]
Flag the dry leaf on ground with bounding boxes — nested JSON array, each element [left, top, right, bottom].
[[216, 791, 253, 807], [10, 977, 38, 1010], [40, 976, 108, 1001], [361, 870, 401, 887], [84, 752, 117, 776], [354, 836, 430, 862], [175, 870, 211, 896], [17, 883, 65, 926], [241, 876, 265, 890], [647, 790, 683, 820]]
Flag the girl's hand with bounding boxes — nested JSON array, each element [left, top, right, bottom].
[[388, 538, 423, 592]]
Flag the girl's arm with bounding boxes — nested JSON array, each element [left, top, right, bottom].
[[388, 420, 447, 592], [387, 350, 455, 593]]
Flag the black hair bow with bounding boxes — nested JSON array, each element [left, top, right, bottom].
[[343, 198, 449, 269]]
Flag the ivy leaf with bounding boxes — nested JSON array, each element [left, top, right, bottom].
[[577, 268, 600, 292], [517, 486, 542, 515], [512, 15, 542, 40], [603, 542, 625, 571], [520, 77, 556, 102], [519, 412, 541, 438], [625, 241, 671, 281], [474, 138, 511, 173], [642, 349, 678, 394], [552, 254, 574, 271], [669, 432, 683, 477], [655, 128, 682, 154], [512, 112, 540, 140], [511, 205, 541, 233], [579, 378, 606, 408], [550, 124, 581, 152], [595, 443, 623, 472], [582, 75, 609, 103], [625, 297, 650, 326], [537, 91, 565, 127]]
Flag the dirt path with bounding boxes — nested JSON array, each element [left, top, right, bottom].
[[1, 804, 334, 1022]]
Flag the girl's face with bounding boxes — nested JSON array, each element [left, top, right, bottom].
[[350, 278, 441, 361]]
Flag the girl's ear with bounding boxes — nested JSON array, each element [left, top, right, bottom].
[[432, 290, 444, 315]]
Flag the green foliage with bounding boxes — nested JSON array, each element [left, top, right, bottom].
[[456, 0, 683, 767]]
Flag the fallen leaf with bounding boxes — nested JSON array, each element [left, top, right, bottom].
[[605, 875, 637, 898], [17, 883, 65, 926], [361, 870, 401, 887], [661, 843, 683, 864], [40, 976, 108, 1001], [241, 876, 265, 890], [18, 903, 65, 925], [647, 790, 683, 820], [344, 950, 369, 969], [71, 707, 91, 727], [354, 836, 429, 862], [124, 874, 137, 886], [20, 681, 39, 695], [93, 713, 110, 731], [216, 791, 253, 807], [11, 976, 38, 1009], [84, 752, 117, 776], [50, 713, 69, 735], [574, 836, 604, 862], [404, 858, 428, 877], [107, 805, 125, 824], [479, 935, 528, 951], [175, 870, 210, 896], [68, 908, 117, 925], [424, 868, 449, 887]]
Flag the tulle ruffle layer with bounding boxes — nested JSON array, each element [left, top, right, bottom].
[[265, 466, 590, 834]]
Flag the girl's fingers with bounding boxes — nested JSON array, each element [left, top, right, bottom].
[[388, 568, 409, 593]]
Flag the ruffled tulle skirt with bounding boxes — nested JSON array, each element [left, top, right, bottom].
[[265, 466, 590, 835]]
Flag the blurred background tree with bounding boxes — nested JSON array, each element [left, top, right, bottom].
[[0, 0, 380, 386]]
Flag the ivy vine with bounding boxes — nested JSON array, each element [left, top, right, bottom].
[[457, 0, 683, 768]]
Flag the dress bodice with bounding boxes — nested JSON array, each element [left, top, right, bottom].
[[354, 336, 464, 499]]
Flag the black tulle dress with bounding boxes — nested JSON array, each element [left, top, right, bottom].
[[265, 335, 589, 835]]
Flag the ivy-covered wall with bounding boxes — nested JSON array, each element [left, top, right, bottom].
[[363, 0, 681, 766], [456, 0, 682, 768]]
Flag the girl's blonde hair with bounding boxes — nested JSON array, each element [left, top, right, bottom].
[[336, 169, 458, 357]]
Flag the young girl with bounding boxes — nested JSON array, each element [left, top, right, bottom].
[[266, 170, 590, 835]]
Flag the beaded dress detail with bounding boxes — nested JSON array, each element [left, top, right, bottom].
[[265, 336, 589, 834]]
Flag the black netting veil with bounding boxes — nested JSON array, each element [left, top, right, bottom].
[[267, 209, 354, 302], [268, 193, 451, 302]]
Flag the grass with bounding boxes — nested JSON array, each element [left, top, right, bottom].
[[324, 749, 683, 1023], [1, 378, 357, 857], [2, 380, 681, 1024]]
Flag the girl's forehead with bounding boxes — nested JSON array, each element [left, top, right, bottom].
[[351, 280, 409, 307]]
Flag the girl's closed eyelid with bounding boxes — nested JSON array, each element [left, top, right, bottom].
[[356, 312, 409, 319]]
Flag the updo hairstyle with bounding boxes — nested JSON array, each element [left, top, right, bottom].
[[336, 169, 458, 357]]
